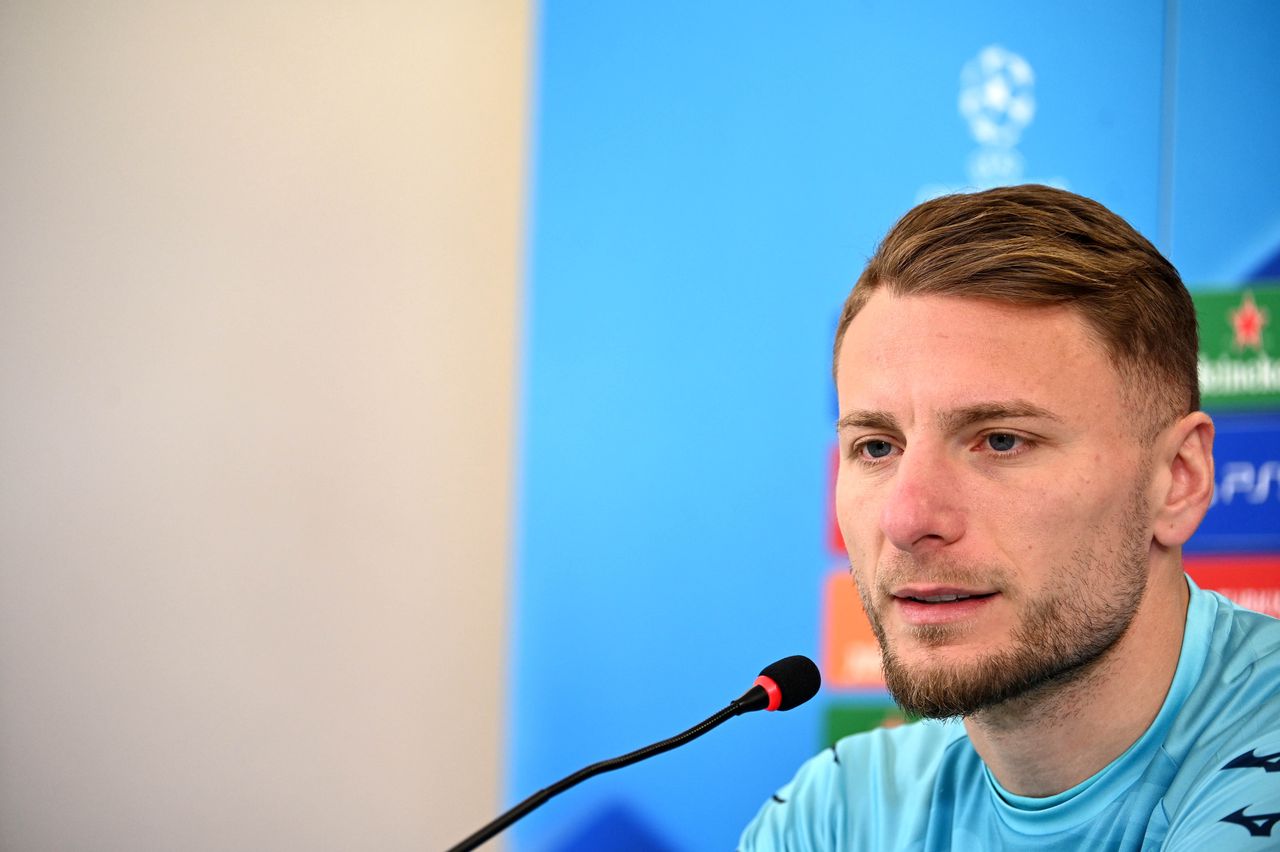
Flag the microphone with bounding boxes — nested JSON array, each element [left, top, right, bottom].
[[735, 655, 824, 712], [445, 655, 821, 852]]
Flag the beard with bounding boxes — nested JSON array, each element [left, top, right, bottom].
[[852, 490, 1151, 720]]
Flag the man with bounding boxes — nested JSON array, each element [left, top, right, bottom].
[[740, 185, 1280, 850]]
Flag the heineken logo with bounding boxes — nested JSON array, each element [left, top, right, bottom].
[[1231, 291, 1268, 351], [1196, 286, 1280, 409]]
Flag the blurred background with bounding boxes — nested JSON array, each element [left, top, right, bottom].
[[2, 2, 1278, 851]]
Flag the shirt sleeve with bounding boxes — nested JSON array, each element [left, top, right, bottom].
[[737, 745, 846, 852]]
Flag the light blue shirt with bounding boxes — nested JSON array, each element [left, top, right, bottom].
[[740, 580, 1280, 850]]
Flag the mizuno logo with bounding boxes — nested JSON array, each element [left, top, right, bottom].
[[1221, 807, 1280, 838], [1222, 749, 1280, 773]]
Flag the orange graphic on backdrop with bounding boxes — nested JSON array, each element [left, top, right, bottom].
[[821, 558, 1280, 690], [823, 568, 885, 689]]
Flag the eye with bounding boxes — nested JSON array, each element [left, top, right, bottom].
[[863, 440, 895, 459], [843, 433, 902, 468], [987, 433, 1019, 452], [970, 431, 1034, 460]]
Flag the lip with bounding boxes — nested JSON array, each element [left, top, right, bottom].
[[891, 587, 1000, 626]]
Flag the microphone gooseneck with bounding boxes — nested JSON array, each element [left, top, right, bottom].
[[445, 655, 821, 852]]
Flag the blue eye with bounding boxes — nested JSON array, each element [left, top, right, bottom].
[[863, 440, 894, 459], [987, 433, 1018, 452]]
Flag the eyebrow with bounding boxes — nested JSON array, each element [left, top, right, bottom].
[[835, 409, 901, 432], [937, 400, 1062, 433], [835, 400, 1061, 433]]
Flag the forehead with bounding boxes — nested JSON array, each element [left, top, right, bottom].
[[836, 292, 1122, 421]]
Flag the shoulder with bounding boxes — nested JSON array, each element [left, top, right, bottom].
[[1208, 589, 1280, 665], [738, 720, 971, 852], [1161, 724, 1280, 849], [1189, 591, 1280, 734], [1161, 592, 1280, 848], [1174, 588, 1280, 735]]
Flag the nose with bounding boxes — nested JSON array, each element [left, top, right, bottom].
[[879, 443, 965, 553]]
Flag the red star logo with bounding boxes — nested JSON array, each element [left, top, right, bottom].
[[1231, 290, 1268, 351]]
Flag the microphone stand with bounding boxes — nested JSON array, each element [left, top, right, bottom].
[[445, 686, 769, 851]]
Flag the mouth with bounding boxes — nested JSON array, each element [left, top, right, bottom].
[[889, 587, 1000, 626], [898, 592, 997, 604]]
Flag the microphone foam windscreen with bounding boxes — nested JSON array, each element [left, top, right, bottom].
[[759, 655, 822, 711]]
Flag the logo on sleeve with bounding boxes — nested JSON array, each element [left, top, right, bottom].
[[1222, 749, 1280, 773], [1221, 807, 1280, 838]]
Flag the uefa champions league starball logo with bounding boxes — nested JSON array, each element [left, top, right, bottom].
[[958, 45, 1035, 149], [916, 44, 1064, 202]]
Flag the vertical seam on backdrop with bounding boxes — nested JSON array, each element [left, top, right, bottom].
[[1157, 0, 1180, 255]]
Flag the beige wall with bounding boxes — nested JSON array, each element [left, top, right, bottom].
[[0, 3, 526, 849]]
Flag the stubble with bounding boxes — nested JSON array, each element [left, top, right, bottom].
[[852, 487, 1152, 720]]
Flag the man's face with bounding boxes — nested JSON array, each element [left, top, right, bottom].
[[834, 292, 1155, 718]]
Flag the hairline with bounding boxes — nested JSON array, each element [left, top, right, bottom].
[[832, 285, 1181, 445]]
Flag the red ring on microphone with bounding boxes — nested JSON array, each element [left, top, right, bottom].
[[754, 675, 782, 712]]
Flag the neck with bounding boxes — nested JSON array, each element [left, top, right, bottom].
[[962, 567, 1190, 797]]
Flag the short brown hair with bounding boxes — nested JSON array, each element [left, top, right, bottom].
[[833, 184, 1200, 430]]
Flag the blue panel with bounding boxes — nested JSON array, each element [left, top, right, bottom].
[[833, 1, 1166, 252], [1169, 0, 1280, 283], [1189, 413, 1280, 553], [507, 2, 1280, 850]]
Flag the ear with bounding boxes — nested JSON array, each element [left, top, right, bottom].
[[1152, 412, 1215, 548]]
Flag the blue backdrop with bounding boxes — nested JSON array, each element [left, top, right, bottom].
[[509, 2, 1280, 849]]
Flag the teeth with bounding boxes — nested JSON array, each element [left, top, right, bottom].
[[916, 594, 971, 603]]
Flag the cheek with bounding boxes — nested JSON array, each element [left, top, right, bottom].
[[1044, 466, 1130, 523], [979, 469, 1129, 563]]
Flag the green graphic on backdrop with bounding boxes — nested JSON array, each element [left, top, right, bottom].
[[1195, 285, 1280, 410], [824, 702, 918, 748]]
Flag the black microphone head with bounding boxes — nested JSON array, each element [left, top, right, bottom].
[[758, 655, 821, 711]]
